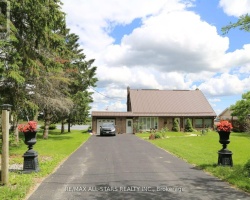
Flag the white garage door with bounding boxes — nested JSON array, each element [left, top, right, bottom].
[[96, 119, 115, 135]]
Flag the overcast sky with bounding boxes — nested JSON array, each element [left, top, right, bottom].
[[61, 0, 250, 115]]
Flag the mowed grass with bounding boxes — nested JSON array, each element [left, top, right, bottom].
[[0, 129, 91, 200], [136, 131, 250, 193]]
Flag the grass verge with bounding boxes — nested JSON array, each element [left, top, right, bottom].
[[0, 129, 91, 200], [136, 131, 250, 193]]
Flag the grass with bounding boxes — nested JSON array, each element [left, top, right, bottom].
[[0, 129, 91, 200], [136, 131, 250, 193]]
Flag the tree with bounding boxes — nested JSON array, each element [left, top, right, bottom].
[[222, 14, 250, 34], [0, 0, 73, 139], [185, 118, 193, 132], [230, 91, 250, 132], [62, 33, 98, 132], [1, 0, 98, 139], [172, 118, 180, 132]]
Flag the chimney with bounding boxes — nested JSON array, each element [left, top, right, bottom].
[[127, 86, 131, 111]]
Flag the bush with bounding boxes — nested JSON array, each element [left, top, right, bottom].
[[160, 127, 168, 138], [40, 124, 57, 130], [172, 118, 180, 132], [185, 118, 194, 132], [244, 159, 250, 176], [154, 133, 161, 139]]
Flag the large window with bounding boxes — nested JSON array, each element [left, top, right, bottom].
[[195, 119, 203, 128], [204, 119, 212, 128], [138, 117, 158, 131]]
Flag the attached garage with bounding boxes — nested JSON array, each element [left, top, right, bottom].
[[96, 119, 115, 135], [91, 112, 134, 135]]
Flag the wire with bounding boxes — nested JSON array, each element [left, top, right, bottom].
[[89, 86, 124, 101]]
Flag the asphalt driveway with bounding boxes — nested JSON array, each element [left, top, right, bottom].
[[27, 134, 250, 200]]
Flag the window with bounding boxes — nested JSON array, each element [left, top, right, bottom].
[[204, 119, 212, 128], [195, 119, 203, 128], [138, 117, 158, 131]]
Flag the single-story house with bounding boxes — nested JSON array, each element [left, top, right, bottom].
[[91, 87, 217, 134], [218, 107, 242, 131], [218, 108, 235, 121]]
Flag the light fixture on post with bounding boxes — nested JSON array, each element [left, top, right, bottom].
[[1, 104, 12, 111]]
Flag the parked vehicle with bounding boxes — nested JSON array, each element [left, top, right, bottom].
[[100, 123, 116, 136]]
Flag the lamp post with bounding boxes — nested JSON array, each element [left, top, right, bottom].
[[1, 104, 12, 185]]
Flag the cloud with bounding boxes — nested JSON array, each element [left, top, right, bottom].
[[219, 0, 250, 17], [103, 9, 229, 73], [62, 0, 250, 112], [199, 73, 245, 96], [208, 98, 221, 103]]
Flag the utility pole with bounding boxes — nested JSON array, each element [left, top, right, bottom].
[[1, 104, 12, 185]]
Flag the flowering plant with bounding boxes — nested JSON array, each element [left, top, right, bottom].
[[216, 120, 233, 132], [18, 121, 37, 133]]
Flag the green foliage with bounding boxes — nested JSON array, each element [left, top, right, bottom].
[[0, 0, 98, 138], [244, 159, 250, 177], [40, 124, 57, 130], [172, 118, 180, 132], [185, 118, 194, 132], [160, 127, 168, 138], [230, 91, 250, 124], [154, 133, 161, 139], [222, 14, 250, 34]]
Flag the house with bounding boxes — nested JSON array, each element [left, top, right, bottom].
[[218, 107, 239, 122], [91, 87, 216, 134], [218, 107, 241, 131]]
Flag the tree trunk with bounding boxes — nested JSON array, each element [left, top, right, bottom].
[[61, 120, 65, 134], [11, 114, 19, 143], [68, 116, 71, 133], [43, 110, 51, 139], [34, 110, 39, 121], [13, 118, 19, 143]]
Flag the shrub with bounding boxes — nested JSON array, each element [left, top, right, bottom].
[[154, 133, 161, 139], [244, 159, 250, 177], [40, 124, 57, 130], [185, 118, 194, 132], [160, 127, 168, 138], [172, 118, 180, 132]]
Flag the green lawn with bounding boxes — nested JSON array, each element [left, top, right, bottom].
[[136, 131, 250, 193], [0, 129, 91, 200]]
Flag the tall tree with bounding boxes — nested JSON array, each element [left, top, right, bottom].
[[0, 0, 70, 139], [61, 33, 98, 132]]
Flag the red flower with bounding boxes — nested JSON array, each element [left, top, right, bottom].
[[18, 121, 37, 133], [216, 120, 233, 132]]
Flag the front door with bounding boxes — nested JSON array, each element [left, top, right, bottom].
[[126, 119, 133, 134]]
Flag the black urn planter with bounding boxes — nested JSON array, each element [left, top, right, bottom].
[[23, 131, 39, 173], [24, 131, 37, 149], [217, 131, 233, 167]]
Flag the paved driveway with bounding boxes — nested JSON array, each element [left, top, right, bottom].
[[27, 134, 250, 200]]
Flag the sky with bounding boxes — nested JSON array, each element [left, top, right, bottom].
[[61, 0, 250, 116]]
